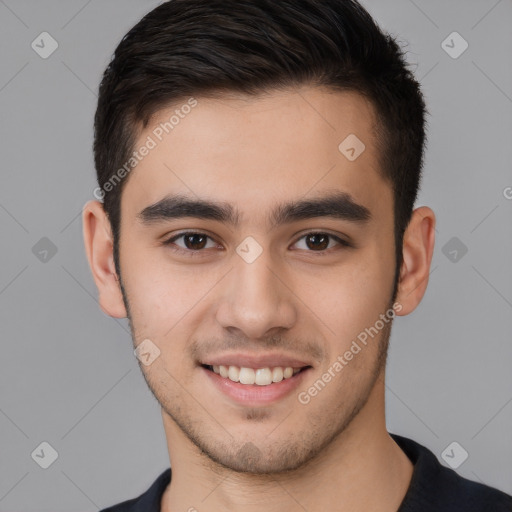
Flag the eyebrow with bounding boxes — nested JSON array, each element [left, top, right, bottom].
[[137, 191, 372, 228]]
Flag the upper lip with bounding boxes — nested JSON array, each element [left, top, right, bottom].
[[201, 353, 313, 369]]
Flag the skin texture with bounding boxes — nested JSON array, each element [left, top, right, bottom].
[[83, 86, 436, 511]]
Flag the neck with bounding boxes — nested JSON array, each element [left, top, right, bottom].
[[160, 375, 413, 512]]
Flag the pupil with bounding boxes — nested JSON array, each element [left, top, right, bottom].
[[186, 234, 206, 250], [307, 233, 328, 250]]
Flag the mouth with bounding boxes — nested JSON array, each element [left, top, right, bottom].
[[201, 363, 312, 386], [198, 353, 315, 406]]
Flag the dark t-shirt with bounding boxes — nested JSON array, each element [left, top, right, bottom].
[[99, 433, 512, 511]]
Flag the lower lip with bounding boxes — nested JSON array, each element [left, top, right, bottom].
[[202, 366, 311, 406]]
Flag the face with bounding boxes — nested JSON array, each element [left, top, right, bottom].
[[113, 87, 399, 473]]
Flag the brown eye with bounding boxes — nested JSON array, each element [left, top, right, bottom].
[[305, 233, 329, 251], [163, 232, 217, 253], [293, 232, 351, 253], [183, 233, 208, 250]]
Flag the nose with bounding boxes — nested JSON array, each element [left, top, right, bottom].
[[215, 245, 297, 340]]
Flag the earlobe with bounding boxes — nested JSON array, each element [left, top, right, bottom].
[[82, 200, 127, 319], [395, 206, 436, 316]]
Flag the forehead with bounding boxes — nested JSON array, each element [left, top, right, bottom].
[[122, 86, 392, 228]]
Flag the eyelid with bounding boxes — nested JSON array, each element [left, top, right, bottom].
[[292, 230, 352, 246], [163, 230, 221, 251], [162, 230, 352, 254]]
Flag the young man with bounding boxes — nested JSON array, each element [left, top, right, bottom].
[[83, 1, 512, 510]]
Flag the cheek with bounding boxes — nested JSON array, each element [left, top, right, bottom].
[[293, 250, 394, 347], [121, 245, 219, 341], [123, 265, 202, 375], [120, 250, 183, 330]]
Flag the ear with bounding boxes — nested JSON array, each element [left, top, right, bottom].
[[395, 206, 436, 316], [82, 200, 127, 318]]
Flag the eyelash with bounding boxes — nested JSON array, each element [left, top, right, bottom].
[[162, 231, 352, 256]]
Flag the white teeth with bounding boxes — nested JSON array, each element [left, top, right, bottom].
[[207, 364, 304, 386], [239, 367, 256, 384], [228, 366, 240, 382], [255, 368, 272, 386], [272, 367, 283, 382]]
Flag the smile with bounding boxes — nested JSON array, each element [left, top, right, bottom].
[[202, 364, 310, 386]]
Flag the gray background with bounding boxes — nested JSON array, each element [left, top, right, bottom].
[[0, 0, 511, 510]]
